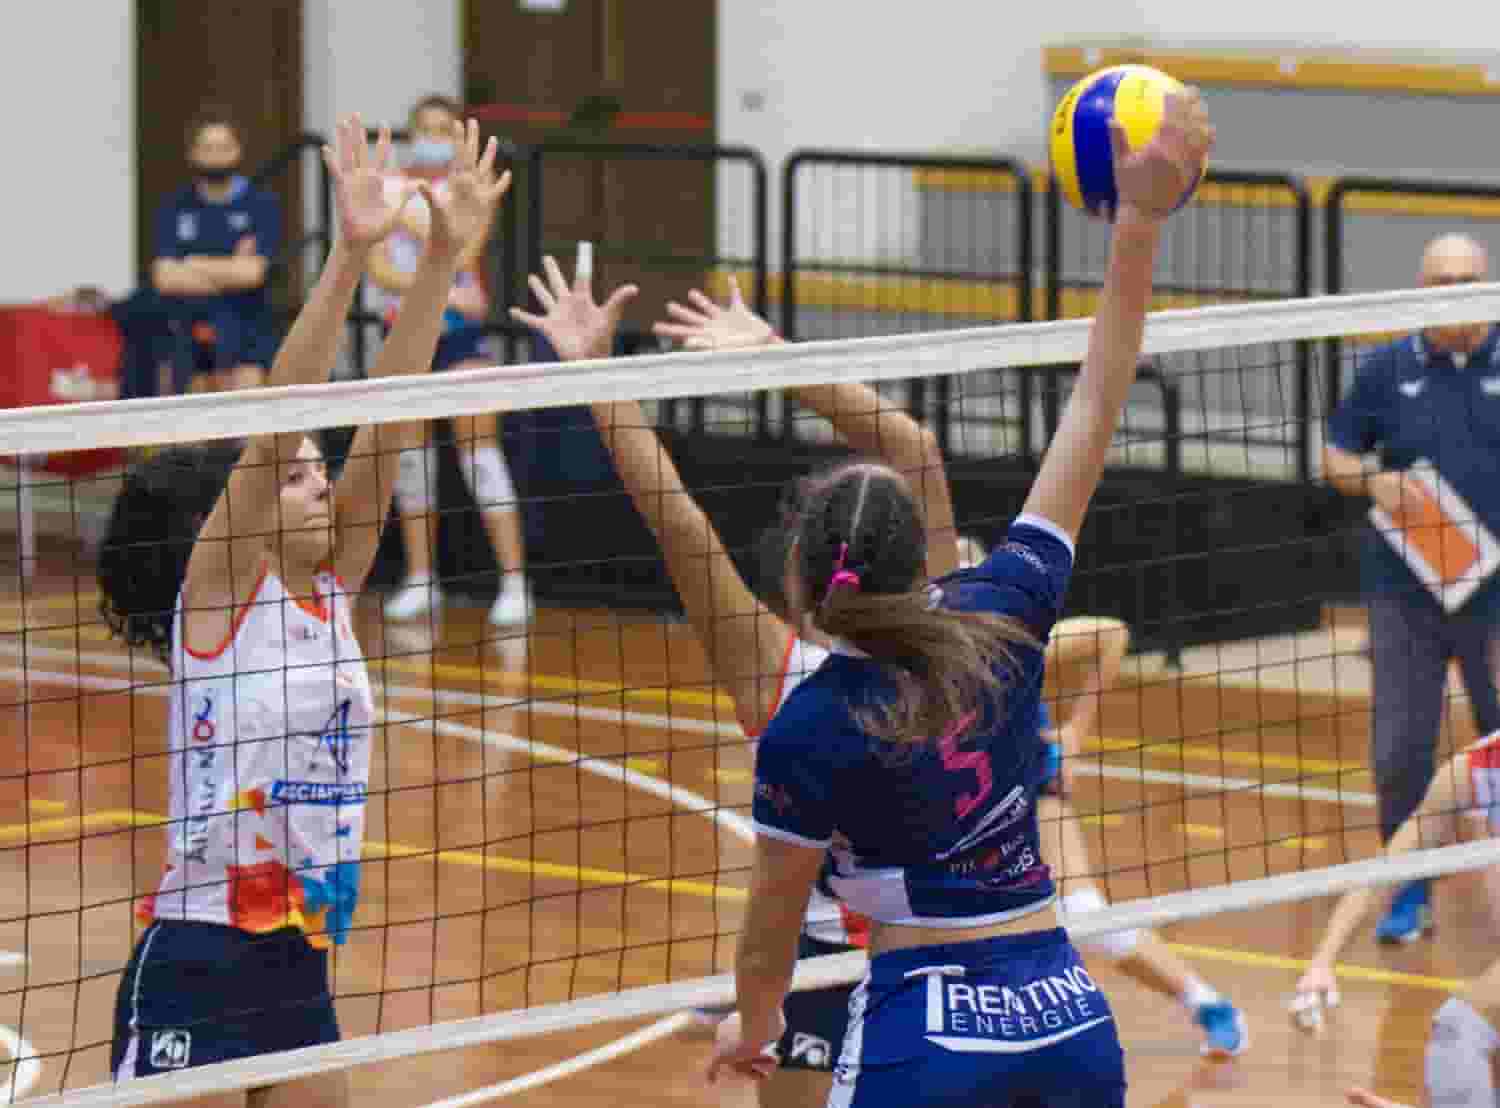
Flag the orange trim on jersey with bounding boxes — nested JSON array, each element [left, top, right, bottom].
[[292, 591, 330, 623], [182, 564, 271, 661], [743, 631, 799, 739]]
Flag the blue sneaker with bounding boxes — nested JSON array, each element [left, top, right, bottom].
[[1376, 880, 1433, 945], [1194, 1000, 1248, 1058]]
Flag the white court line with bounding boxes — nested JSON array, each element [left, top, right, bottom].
[[418, 1012, 692, 1108], [0, 1025, 40, 1105], [3, 646, 1376, 811]]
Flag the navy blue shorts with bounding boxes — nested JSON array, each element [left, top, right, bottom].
[[183, 310, 279, 374], [776, 934, 859, 1071], [830, 928, 1124, 1108], [434, 325, 493, 370], [111, 921, 339, 1080]]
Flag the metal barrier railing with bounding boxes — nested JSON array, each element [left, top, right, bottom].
[[1323, 174, 1500, 412], [1046, 168, 1315, 482], [524, 140, 769, 435], [781, 150, 1034, 453]]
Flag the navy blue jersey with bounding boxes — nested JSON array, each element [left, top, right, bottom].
[[753, 514, 1073, 927], [154, 177, 281, 321]]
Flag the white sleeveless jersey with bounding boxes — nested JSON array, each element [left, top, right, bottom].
[[142, 566, 375, 949], [747, 635, 868, 947]]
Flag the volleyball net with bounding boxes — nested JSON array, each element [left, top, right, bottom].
[[4, 279, 1500, 1105]]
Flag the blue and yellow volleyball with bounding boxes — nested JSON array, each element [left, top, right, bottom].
[[1050, 64, 1204, 219]]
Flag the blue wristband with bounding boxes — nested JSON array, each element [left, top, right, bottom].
[[1043, 741, 1063, 792]]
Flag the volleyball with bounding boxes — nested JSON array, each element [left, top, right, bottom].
[[1049, 64, 1205, 219]]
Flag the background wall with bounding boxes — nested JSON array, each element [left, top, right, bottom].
[[303, 0, 461, 302], [5, 1, 1500, 300], [0, 0, 134, 300], [303, 0, 461, 140]]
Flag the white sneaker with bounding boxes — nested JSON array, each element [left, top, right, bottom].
[[385, 577, 441, 621], [489, 581, 534, 628]]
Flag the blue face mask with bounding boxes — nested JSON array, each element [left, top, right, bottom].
[[408, 138, 455, 169]]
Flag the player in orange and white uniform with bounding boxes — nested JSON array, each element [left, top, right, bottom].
[[97, 117, 509, 1102], [1294, 730, 1500, 1107]]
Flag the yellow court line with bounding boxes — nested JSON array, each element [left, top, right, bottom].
[[0, 808, 1467, 992], [1086, 736, 1366, 777], [0, 809, 166, 844], [363, 841, 744, 902], [1169, 941, 1462, 994], [27, 798, 67, 814], [1176, 823, 1224, 840], [0, 809, 743, 902], [5, 634, 1372, 778]]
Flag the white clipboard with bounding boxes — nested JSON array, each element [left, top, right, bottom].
[[1369, 460, 1500, 613]]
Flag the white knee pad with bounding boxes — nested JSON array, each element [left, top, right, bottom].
[[1426, 996, 1500, 1108], [395, 445, 438, 514], [459, 444, 516, 509], [1060, 888, 1141, 961]]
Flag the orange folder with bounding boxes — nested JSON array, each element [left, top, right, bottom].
[[1369, 462, 1500, 612]]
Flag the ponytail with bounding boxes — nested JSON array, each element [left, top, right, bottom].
[[818, 588, 1036, 744], [797, 462, 1037, 745]]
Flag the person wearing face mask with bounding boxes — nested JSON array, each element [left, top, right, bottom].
[[1323, 232, 1500, 946], [369, 94, 533, 630], [150, 105, 283, 394]]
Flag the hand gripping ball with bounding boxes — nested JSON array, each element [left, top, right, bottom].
[[1049, 64, 1205, 219]]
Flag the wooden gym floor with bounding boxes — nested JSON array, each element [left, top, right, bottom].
[[0, 567, 1490, 1107]]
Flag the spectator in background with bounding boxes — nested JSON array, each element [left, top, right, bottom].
[[1322, 232, 1500, 944], [151, 105, 282, 393], [371, 94, 532, 629]]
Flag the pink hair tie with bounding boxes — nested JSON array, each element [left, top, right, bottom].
[[825, 542, 861, 601]]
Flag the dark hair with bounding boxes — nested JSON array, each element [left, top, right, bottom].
[[795, 462, 1037, 744], [754, 475, 814, 620], [410, 94, 463, 126], [97, 443, 242, 666], [184, 104, 244, 152]]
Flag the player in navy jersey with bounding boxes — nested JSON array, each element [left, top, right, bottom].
[[708, 90, 1213, 1106], [507, 259, 952, 1108], [151, 106, 283, 394]]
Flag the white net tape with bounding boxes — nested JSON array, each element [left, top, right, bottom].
[[4, 280, 1500, 453], [12, 280, 1500, 1105]]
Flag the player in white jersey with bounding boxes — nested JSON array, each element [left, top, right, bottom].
[[1292, 730, 1500, 1107], [507, 262, 955, 1108], [97, 116, 509, 1103]]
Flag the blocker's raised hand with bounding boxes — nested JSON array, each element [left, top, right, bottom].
[[1110, 87, 1215, 222], [322, 115, 414, 249], [423, 118, 510, 260], [652, 276, 777, 351], [510, 254, 638, 363]]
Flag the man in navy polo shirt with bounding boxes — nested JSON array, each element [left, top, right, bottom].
[[1324, 232, 1500, 943], [151, 106, 282, 393]]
